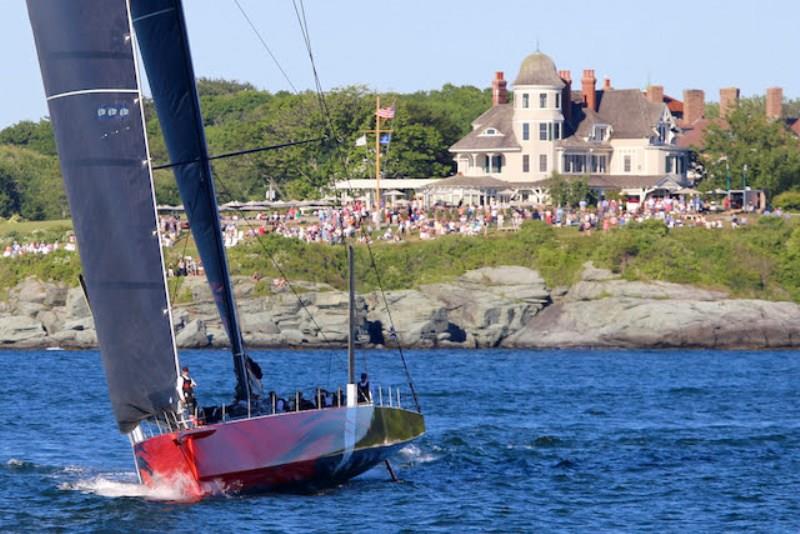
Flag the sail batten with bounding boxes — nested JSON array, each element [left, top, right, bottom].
[[131, 0, 251, 400], [47, 88, 140, 101], [27, 0, 179, 433]]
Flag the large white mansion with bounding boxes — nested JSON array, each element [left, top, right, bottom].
[[448, 52, 691, 202]]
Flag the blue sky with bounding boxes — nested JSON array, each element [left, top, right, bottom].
[[1, 0, 798, 128]]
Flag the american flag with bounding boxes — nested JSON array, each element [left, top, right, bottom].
[[376, 106, 395, 119]]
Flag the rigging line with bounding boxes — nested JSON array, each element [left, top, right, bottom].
[[164, 179, 205, 322], [166, 222, 193, 305], [211, 170, 337, 353], [360, 231, 422, 414], [289, 0, 349, 382], [151, 137, 326, 170], [290, 0, 340, 143], [232, 0, 298, 93]]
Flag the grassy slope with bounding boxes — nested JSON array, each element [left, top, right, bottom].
[[2, 218, 800, 302]]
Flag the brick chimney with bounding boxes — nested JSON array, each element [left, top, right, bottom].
[[492, 71, 508, 106], [603, 77, 612, 90], [646, 85, 664, 105], [683, 89, 705, 124], [719, 87, 740, 119], [766, 87, 783, 120], [559, 69, 572, 122], [581, 69, 597, 112]]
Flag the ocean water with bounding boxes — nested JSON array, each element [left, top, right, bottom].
[[1, 348, 799, 532]]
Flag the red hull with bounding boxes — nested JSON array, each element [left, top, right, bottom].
[[133, 405, 424, 498]]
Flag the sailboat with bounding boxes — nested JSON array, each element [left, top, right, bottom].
[[26, 0, 424, 497]]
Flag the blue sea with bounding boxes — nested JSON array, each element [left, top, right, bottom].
[[1, 348, 799, 532]]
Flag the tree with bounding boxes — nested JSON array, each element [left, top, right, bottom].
[[547, 172, 590, 207], [699, 103, 800, 197], [0, 80, 496, 206], [0, 145, 66, 219], [0, 119, 56, 156]]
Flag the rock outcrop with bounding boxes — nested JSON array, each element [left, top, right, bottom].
[[3, 264, 800, 350]]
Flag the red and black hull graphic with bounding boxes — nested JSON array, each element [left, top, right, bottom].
[[133, 405, 424, 498]]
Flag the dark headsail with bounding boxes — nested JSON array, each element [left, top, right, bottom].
[[130, 0, 251, 401], [26, 0, 179, 433]]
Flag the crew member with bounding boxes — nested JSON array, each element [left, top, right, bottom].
[[177, 366, 197, 416], [357, 372, 371, 404]]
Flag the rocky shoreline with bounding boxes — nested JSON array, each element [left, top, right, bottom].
[[2, 263, 800, 350]]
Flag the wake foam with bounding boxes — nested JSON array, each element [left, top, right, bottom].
[[398, 444, 438, 464], [59, 472, 221, 502]]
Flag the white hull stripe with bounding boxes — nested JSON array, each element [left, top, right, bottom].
[[47, 88, 139, 101], [132, 7, 175, 22]]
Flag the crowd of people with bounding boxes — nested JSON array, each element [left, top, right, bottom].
[[2, 194, 772, 264], [235, 194, 764, 246], [2, 235, 76, 259]]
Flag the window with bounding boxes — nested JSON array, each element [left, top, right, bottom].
[[485, 155, 503, 173], [657, 122, 668, 144], [485, 128, 497, 135], [493, 155, 503, 173], [591, 125, 608, 142], [563, 154, 586, 173], [591, 155, 607, 173], [555, 92, 561, 109], [539, 123, 548, 141], [522, 123, 530, 141], [666, 154, 685, 174], [522, 93, 529, 108], [539, 93, 547, 108], [554, 122, 561, 140], [539, 154, 547, 172], [522, 155, 530, 173], [624, 155, 632, 173]]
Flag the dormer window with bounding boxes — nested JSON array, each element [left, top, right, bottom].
[[656, 122, 668, 144], [590, 124, 609, 142], [478, 128, 503, 137]]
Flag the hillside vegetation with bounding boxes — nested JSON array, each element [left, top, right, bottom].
[[0, 80, 491, 214], [4, 78, 800, 221], [4, 218, 800, 303]]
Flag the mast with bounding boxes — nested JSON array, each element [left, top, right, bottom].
[[375, 95, 382, 216], [130, 0, 252, 404], [347, 244, 355, 385]]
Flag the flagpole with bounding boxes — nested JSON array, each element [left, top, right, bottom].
[[375, 95, 382, 220]]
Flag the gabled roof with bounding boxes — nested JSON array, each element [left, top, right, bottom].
[[594, 89, 664, 138], [675, 118, 714, 149], [786, 117, 800, 137], [449, 104, 520, 152], [559, 89, 664, 144]]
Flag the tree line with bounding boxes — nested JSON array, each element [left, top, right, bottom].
[[0, 79, 490, 217], [1, 78, 799, 219]]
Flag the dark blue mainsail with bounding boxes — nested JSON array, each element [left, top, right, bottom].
[[26, 0, 179, 433], [130, 0, 251, 401]]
